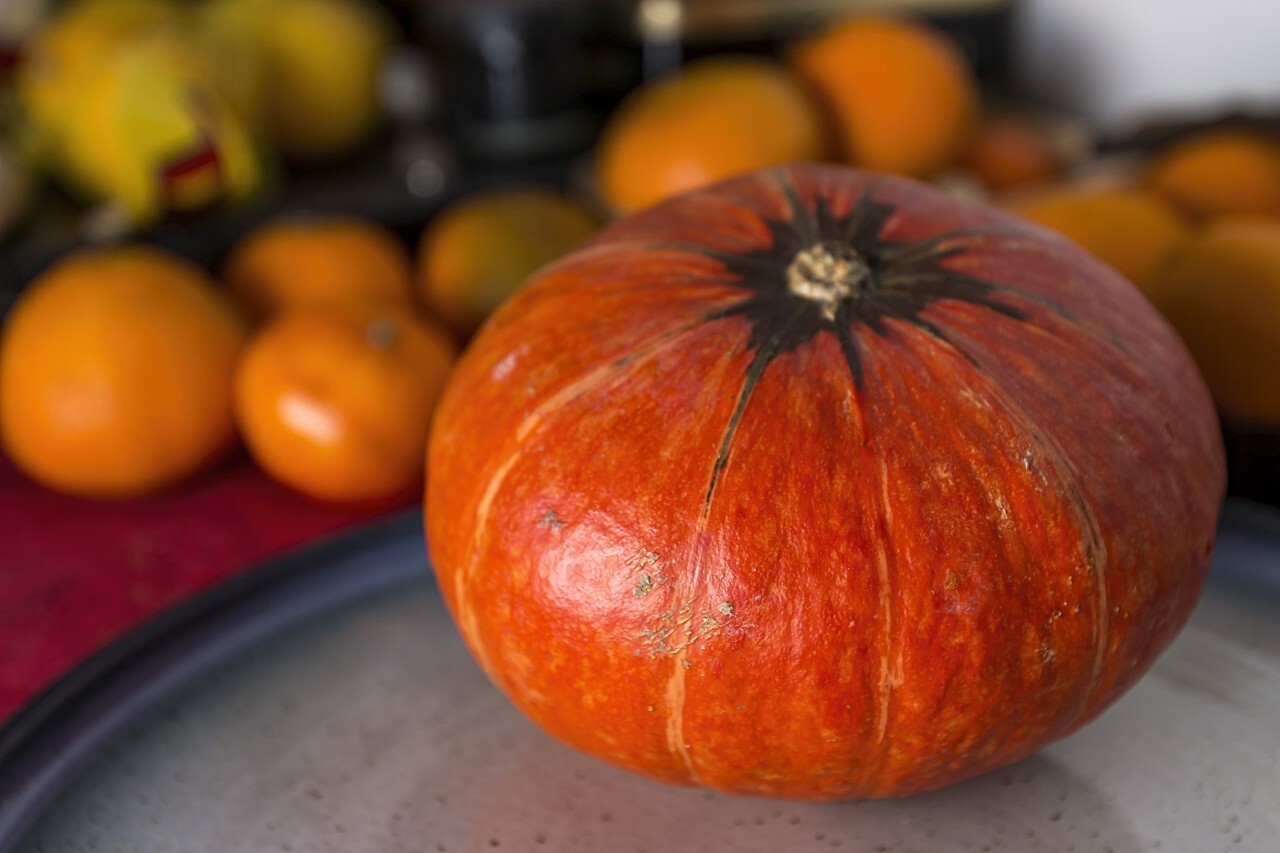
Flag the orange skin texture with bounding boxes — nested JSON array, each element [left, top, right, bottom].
[[426, 164, 1225, 799], [235, 301, 456, 502], [1145, 130, 1280, 221], [224, 215, 414, 321], [1145, 217, 1280, 426], [1010, 185, 1191, 293], [789, 16, 978, 178], [596, 56, 831, 214], [417, 188, 600, 335], [0, 246, 246, 500]]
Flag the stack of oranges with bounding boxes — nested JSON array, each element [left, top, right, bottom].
[[1007, 128, 1280, 429], [591, 12, 1095, 214], [0, 186, 599, 504], [594, 15, 984, 215]]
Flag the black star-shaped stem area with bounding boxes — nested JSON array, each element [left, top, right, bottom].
[[702, 182, 1027, 388], [690, 182, 1029, 506]]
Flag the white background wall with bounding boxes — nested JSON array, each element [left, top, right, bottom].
[[1014, 0, 1280, 134]]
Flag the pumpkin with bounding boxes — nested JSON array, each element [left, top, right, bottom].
[[425, 164, 1225, 799]]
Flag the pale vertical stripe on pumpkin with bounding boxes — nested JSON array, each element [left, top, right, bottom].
[[458, 448, 522, 675], [840, 329, 897, 787], [873, 453, 898, 753], [836, 316, 898, 781], [454, 311, 741, 686], [662, 650, 697, 781], [659, 330, 765, 785]]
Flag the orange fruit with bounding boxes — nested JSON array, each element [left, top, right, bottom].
[[224, 214, 412, 321], [1145, 129, 1280, 221], [417, 187, 599, 334], [1144, 218, 1280, 426], [789, 15, 978, 178], [1010, 185, 1190, 293], [961, 115, 1064, 191], [0, 245, 246, 499], [595, 55, 830, 214], [234, 299, 456, 502]]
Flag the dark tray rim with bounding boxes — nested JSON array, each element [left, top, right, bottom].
[[0, 507, 429, 852]]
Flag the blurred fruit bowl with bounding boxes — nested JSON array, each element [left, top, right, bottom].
[[3, 0, 1278, 511]]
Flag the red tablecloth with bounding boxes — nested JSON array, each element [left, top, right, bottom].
[[0, 452, 407, 723]]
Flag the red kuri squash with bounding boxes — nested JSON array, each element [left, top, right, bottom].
[[425, 164, 1225, 799]]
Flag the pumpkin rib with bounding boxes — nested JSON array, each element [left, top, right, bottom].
[[452, 305, 748, 674], [883, 235, 1150, 397], [490, 247, 761, 335], [874, 224, 1026, 265], [844, 324, 916, 783], [975, 390, 1110, 734], [799, 320, 901, 789], [666, 315, 907, 793], [873, 235, 1044, 326], [663, 306, 816, 783], [940, 232, 1144, 360], [846, 320, 1109, 789], [936, 298, 1202, 718], [657, 245, 784, 283], [877, 266, 1029, 321], [659, 323, 758, 787], [832, 319, 899, 777], [895, 309, 1113, 733], [701, 310, 807, 510]]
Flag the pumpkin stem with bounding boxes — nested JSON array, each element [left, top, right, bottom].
[[786, 241, 869, 321]]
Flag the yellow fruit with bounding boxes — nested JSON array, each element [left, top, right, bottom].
[[1145, 218, 1280, 426], [417, 187, 600, 334], [0, 245, 247, 499], [256, 0, 396, 163], [60, 34, 265, 223], [16, 0, 266, 225], [193, 0, 272, 132], [16, 0, 183, 143]]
